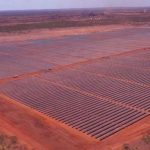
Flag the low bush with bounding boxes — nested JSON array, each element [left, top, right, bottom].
[[0, 133, 28, 150]]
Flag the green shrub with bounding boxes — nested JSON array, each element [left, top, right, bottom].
[[0, 133, 28, 150], [122, 144, 132, 150], [142, 133, 150, 144]]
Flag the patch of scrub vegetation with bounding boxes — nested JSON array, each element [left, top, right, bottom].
[[121, 132, 150, 150], [122, 143, 139, 150], [0, 132, 28, 150], [0, 14, 150, 33], [142, 132, 150, 145], [122, 144, 131, 150]]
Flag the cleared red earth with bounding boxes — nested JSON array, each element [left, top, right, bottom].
[[0, 26, 150, 149]]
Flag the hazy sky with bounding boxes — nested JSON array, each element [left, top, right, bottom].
[[0, 0, 150, 10]]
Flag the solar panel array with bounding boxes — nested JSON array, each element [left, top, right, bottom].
[[0, 49, 149, 140], [0, 27, 150, 78]]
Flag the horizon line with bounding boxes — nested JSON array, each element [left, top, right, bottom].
[[0, 6, 150, 12]]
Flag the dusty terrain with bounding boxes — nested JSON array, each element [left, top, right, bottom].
[[0, 8, 150, 32], [0, 8, 150, 150]]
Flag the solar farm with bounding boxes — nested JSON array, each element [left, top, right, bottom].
[[0, 26, 150, 149]]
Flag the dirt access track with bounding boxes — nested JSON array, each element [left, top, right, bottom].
[[0, 25, 150, 150]]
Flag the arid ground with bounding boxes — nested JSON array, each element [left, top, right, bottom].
[[0, 8, 150, 150]]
